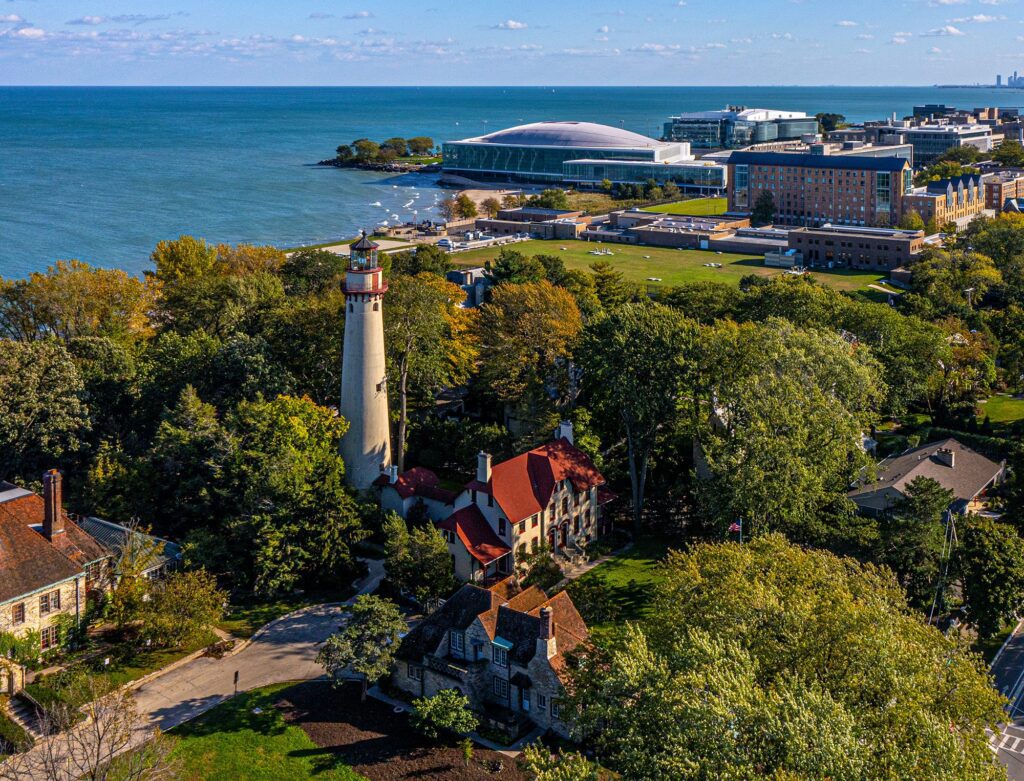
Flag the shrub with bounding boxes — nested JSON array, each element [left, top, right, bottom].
[[410, 690, 478, 739]]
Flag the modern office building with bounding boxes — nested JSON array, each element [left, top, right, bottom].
[[663, 107, 820, 149], [902, 174, 988, 228], [727, 151, 913, 228], [869, 124, 993, 166], [441, 121, 692, 185], [788, 224, 925, 271]]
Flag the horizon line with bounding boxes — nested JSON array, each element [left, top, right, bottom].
[[0, 83, 1005, 89]]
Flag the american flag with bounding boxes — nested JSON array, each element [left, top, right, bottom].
[[728, 521, 742, 534]]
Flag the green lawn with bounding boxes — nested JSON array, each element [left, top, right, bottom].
[[452, 239, 887, 292], [218, 598, 323, 640], [571, 536, 671, 632], [169, 685, 365, 781], [26, 633, 217, 708], [642, 197, 728, 216], [978, 394, 1024, 425]]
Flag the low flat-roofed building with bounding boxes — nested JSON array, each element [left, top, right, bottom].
[[788, 224, 925, 271], [562, 158, 726, 193], [446, 266, 491, 307]]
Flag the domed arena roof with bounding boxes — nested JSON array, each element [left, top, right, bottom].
[[471, 121, 663, 149]]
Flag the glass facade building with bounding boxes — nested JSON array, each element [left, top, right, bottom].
[[663, 108, 820, 149], [562, 159, 726, 192], [441, 121, 690, 184]]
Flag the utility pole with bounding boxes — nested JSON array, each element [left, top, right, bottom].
[[929, 509, 958, 626]]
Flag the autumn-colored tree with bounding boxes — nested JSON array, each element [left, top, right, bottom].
[[385, 273, 477, 471], [0, 260, 157, 343], [475, 281, 582, 415]]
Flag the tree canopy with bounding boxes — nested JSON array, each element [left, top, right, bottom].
[[564, 535, 1006, 781]]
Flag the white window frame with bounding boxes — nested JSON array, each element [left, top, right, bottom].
[[407, 663, 423, 681], [493, 676, 509, 698], [492, 645, 508, 668], [451, 630, 465, 656]]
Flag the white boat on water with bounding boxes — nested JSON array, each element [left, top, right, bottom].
[[370, 201, 382, 207], [404, 200, 414, 208]]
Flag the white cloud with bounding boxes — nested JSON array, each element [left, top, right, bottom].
[[343, 11, 373, 20], [596, 24, 609, 33], [928, 46, 942, 53], [0, 13, 22, 23], [704, 42, 726, 49], [854, 47, 872, 53], [771, 32, 794, 40], [67, 16, 106, 25], [730, 36, 752, 44], [595, 35, 609, 41], [836, 20, 858, 27], [923, 25, 965, 36], [308, 12, 334, 20], [949, 14, 1001, 22], [15, 26, 45, 39], [493, 19, 527, 30], [857, 33, 874, 39], [929, 0, 966, 5], [891, 35, 909, 44]]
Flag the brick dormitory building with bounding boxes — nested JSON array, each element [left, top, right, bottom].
[[727, 151, 989, 230], [727, 151, 914, 228]]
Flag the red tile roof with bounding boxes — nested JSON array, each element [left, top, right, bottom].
[[438, 505, 511, 565], [376, 467, 458, 504], [487, 438, 606, 523]]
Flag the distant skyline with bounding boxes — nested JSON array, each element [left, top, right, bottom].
[[1, 0, 1023, 86]]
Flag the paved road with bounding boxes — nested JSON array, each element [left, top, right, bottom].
[[7, 558, 386, 779], [141, 556, 386, 731], [989, 620, 1024, 780]]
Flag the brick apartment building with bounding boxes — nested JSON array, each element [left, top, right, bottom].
[[984, 170, 1024, 212], [727, 151, 913, 228], [788, 224, 925, 271], [902, 174, 988, 228]]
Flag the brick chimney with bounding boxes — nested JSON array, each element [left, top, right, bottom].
[[477, 452, 492, 484], [935, 447, 956, 468], [536, 606, 557, 659], [42, 469, 64, 540]]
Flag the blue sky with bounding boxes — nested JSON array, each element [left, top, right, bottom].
[[0, 0, 1021, 85]]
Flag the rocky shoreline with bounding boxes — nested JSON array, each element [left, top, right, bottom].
[[315, 158, 441, 173]]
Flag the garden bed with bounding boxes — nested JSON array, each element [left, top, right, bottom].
[[278, 680, 530, 780]]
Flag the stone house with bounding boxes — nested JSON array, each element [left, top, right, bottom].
[[391, 577, 588, 740], [377, 421, 615, 583], [0, 471, 180, 693]]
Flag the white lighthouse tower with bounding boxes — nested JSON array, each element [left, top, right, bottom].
[[339, 232, 392, 489]]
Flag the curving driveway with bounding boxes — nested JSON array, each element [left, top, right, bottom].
[[7, 558, 386, 779], [139, 557, 385, 730]]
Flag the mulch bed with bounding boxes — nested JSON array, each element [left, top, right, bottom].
[[275, 680, 531, 781]]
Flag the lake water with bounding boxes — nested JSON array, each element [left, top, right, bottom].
[[1, 85, 1019, 277]]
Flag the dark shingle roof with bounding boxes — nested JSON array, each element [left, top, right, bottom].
[[728, 151, 908, 172], [849, 438, 1004, 514], [395, 584, 501, 661]]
